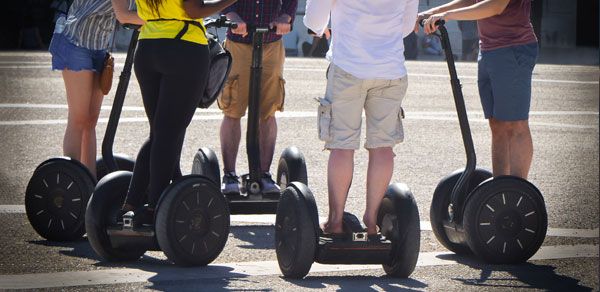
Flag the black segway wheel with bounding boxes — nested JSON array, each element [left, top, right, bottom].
[[86, 171, 146, 261], [25, 158, 95, 241], [463, 176, 547, 264], [155, 176, 230, 266], [377, 183, 420, 278], [95, 154, 135, 181], [276, 146, 308, 189], [430, 168, 492, 254], [275, 182, 317, 279], [191, 148, 221, 186]]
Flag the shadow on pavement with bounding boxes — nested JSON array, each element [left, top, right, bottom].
[[437, 253, 593, 291], [230, 225, 274, 250], [286, 275, 428, 291]]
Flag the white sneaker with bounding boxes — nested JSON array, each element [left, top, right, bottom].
[[222, 172, 240, 195], [260, 172, 281, 194]]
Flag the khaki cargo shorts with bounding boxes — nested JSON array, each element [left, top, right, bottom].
[[317, 64, 408, 149], [217, 39, 286, 119]]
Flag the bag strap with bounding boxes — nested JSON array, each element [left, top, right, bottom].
[[146, 18, 206, 40]]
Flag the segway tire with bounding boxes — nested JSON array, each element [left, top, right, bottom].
[[95, 154, 135, 181], [276, 146, 308, 189], [191, 148, 221, 186], [86, 171, 146, 261], [378, 183, 420, 278], [463, 176, 547, 264], [275, 182, 317, 279], [155, 176, 230, 266], [430, 168, 492, 254], [25, 158, 95, 241]]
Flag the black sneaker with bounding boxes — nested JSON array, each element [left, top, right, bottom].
[[222, 171, 240, 195], [133, 206, 154, 228], [260, 172, 281, 195]]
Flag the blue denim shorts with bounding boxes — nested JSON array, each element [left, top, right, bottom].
[[49, 33, 106, 72], [477, 42, 538, 121]]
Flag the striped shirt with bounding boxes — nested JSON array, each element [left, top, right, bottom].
[[61, 0, 134, 50], [223, 0, 298, 44]]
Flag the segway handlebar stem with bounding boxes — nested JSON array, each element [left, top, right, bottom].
[[101, 29, 140, 173], [422, 19, 477, 222]]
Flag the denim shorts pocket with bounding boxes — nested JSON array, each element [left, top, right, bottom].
[[317, 97, 333, 142], [513, 43, 538, 70]]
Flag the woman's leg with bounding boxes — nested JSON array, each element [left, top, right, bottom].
[[62, 69, 97, 173], [80, 73, 104, 177]]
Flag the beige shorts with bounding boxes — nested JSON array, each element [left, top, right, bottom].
[[217, 39, 286, 119], [318, 64, 408, 149]]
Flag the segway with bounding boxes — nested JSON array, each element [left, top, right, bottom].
[[192, 25, 307, 214], [24, 26, 140, 241], [275, 182, 420, 279], [85, 18, 236, 266], [426, 20, 547, 263]]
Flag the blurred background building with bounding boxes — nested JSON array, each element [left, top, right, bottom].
[[0, 0, 597, 64]]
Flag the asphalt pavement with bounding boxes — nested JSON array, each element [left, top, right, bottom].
[[0, 51, 598, 291]]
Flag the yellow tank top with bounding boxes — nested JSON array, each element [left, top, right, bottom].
[[136, 0, 208, 45]]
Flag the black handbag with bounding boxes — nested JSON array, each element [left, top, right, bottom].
[[198, 32, 232, 108]]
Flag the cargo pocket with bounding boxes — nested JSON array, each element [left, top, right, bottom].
[[217, 75, 238, 110], [317, 97, 333, 142], [278, 77, 286, 111], [394, 107, 405, 143]]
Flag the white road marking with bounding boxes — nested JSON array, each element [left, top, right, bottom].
[[0, 244, 596, 290], [2, 206, 598, 238], [0, 111, 597, 130]]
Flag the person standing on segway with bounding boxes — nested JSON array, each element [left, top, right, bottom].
[[217, 0, 298, 196], [119, 0, 237, 226], [49, 0, 143, 178], [418, 0, 538, 179], [304, 0, 418, 236]]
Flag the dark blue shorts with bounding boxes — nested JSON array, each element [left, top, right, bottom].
[[49, 33, 106, 72], [477, 42, 538, 121]]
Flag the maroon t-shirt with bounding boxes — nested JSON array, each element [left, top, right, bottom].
[[476, 0, 537, 51]]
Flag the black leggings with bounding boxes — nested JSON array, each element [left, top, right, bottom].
[[125, 38, 209, 209]]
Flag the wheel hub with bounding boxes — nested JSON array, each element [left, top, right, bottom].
[[495, 209, 523, 238], [189, 210, 209, 235]]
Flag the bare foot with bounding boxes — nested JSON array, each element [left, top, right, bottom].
[[363, 214, 379, 235], [321, 221, 344, 234]]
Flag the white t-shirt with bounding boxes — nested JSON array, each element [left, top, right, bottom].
[[303, 0, 418, 80]]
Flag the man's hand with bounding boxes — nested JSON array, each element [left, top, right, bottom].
[[270, 14, 292, 35], [423, 13, 446, 34], [226, 12, 248, 37], [414, 11, 432, 33]]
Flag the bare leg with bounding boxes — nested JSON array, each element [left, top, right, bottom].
[[259, 116, 277, 173], [80, 73, 104, 178], [509, 120, 533, 179], [220, 116, 241, 173], [489, 118, 511, 176], [62, 69, 98, 174], [323, 149, 354, 234], [489, 118, 533, 179], [363, 147, 394, 235]]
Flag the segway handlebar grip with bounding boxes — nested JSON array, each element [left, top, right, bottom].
[[419, 19, 445, 27], [205, 15, 238, 29]]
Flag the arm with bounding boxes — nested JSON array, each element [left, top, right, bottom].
[[423, 0, 510, 34], [303, 0, 333, 37], [111, 0, 144, 25], [270, 0, 297, 35], [182, 0, 238, 19], [401, 0, 419, 38]]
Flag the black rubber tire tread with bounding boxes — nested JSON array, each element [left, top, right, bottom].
[[463, 176, 547, 264], [380, 183, 421, 278], [430, 168, 492, 255], [191, 148, 221, 186], [86, 171, 146, 261], [95, 154, 135, 181], [275, 182, 316, 279], [25, 158, 95, 241], [155, 176, 230, 266], [276, 147, 308, 189]]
